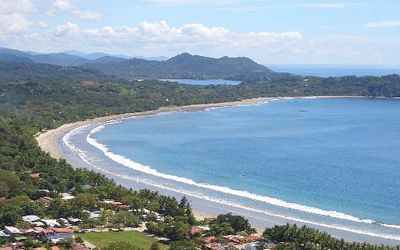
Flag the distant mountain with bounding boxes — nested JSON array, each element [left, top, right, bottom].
[[0, 48, 285, 81], [134, 56, 169, 61], [0, 48, 91, 66], [84, 53, 285, 81]]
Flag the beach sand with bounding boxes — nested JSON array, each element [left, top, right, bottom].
[[36, 95, 398, 243], [36, 97, 274, 159]]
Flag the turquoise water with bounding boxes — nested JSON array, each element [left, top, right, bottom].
[[160, 79, 242, 85], [64, 98, 400, 243]]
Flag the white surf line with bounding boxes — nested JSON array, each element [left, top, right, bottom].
[[86, 123, 379, 226], [63, 128, 400, 242]]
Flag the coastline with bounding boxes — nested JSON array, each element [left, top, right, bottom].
[[35, 95, 400, 245], [35, 95, 364, 159]]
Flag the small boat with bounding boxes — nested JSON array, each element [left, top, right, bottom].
[[240, 174, 246, 177]]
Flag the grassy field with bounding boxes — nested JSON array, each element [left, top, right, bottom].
[[78, 231, 168, 249]]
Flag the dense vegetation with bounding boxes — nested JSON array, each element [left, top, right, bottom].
[[0, 59, 400, 249], [84, 53, 285, 81], [258, 224, 400, 250]]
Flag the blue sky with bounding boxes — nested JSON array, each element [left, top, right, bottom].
[[1, 0, 400, 66]]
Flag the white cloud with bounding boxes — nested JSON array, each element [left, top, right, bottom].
[[73, 9, 104, 21], [0, 13, 30, 34], [37, 21, 49, 29], [55, 22, 80, 36], [47, 20, 302, 53], [53, 0, 74, 11], [297, 3, 366, 9], [364, 21, 400, 29], [50, 0, 104, 21], [0, 0, 35, 13]]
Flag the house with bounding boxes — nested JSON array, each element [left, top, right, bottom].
[[30, 173, 40, 179], [61, 193, 75, 201], [42, 219, 60, 228], [22, 215, 41, 224], [85, 210, 101, 219], [40, 196, 53, 203], [203, 237, 217, 244], [244, 235, 260, 242], [224, 235, 242, 244], [38, 227, 73, 240], [190, 226, 204, 236], [0, 247, 13, 250], [204, 243, 225, 250], [0, 230, 10, 237], [4, 226, 22, 237], [0, 197, 5, 202], [68, 217, 82, 225]]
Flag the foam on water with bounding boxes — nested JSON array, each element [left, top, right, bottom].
[[63, 124, 400, 241], [86, 123, 400, 232]]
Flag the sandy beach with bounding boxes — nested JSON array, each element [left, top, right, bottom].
[[36, 97, 275, 159], [35, 95, 364, 159], [36, 96, 362, 220]]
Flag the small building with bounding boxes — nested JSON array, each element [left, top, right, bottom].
[[22, 215, 41, 224], [68, 218, 82, 225], [40, 196, 53, 203], [204, 243, 224, 250], [30, 173, 40, 179], [244, 235, 260, 242], [190, 226, 205, 236], [38, 227, 73, 240], [203, 237, 217, 244], [61, 193, 75, 201], [42, 219, 60, 228], [4, 226, 22, 237], [0, 197, 5, 203]]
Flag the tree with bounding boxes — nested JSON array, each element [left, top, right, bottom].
[[150, 242, 160, 250], [169, 241, 197, 250]]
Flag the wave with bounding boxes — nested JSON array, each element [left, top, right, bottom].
[[86, 124, 377, 225], [63, 127, 400, 241]]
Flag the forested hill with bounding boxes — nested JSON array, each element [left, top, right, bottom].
[[0, 60, 113, 82], [84, 53, 286, 81], [0, 47, 285, 81], [1, 60, 400, 129]]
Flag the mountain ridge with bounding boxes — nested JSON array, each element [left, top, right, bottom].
[[0, 47, 284, 81]]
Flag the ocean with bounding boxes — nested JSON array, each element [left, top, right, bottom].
[[267, 65, 400, 77], [61, 98, 400, 245]]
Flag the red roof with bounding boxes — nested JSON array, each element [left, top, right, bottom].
[[190, 226, 204, 235], [41, 196, 53, 202], [51, 228, 74, 233], [30, 173, 40, 179], [245, 235, 260, 242], [203, 237, 217, 243], [34, 227, 45, 233], [109, 201, 123, 206], [0, 197, 5, 202]]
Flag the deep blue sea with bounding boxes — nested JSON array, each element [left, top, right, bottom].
[[160, 79, 242, 85], [267, 66, 400, 77], [63, 98, 400, 244]]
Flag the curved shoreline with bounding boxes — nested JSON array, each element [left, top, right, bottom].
[[36, 95, 365, 159], [36, 95, 400, 245]]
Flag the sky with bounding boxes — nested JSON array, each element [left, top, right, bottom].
[[1, 0, 400, 66]]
